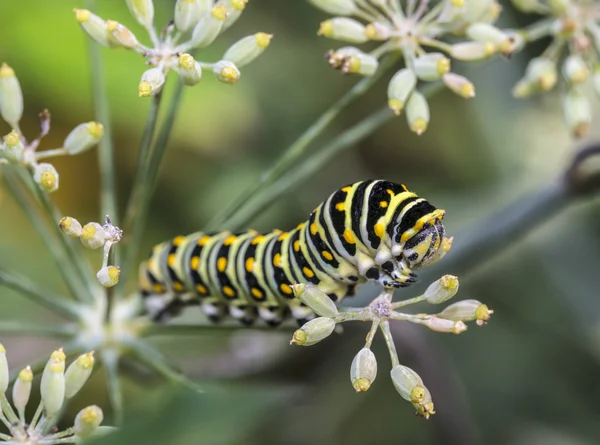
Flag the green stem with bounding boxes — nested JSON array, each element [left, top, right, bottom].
[[390, 295, 426, 309], [0, 268, 81, 320], [0, 321, 76, 337], [101, 349, 124, 426], [206, 54, 401, 232], [379, 321, 400, 367]]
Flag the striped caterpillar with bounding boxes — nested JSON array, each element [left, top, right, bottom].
[[140, 180, 448, 326]]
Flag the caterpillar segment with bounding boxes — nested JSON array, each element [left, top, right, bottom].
[[140, 180, 449, 326]]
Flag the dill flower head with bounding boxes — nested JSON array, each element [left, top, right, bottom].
[[309, 0, 515, 134], [74, 0, 272, 96]]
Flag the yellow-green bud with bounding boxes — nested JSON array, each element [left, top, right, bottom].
[[413, 53, 451, 81], [524, 57, 557, 92], [318, 18, 368, 44], [364, 22, 390, 40], [97, 266, 120, 288], [424, 316, 468, 334], [64, 122, 103, 155], [178, 54, 203, 86], [443, 73, 475, 98], [564, 88, 591, 138], [188, 6, 227, 48], [547, 0, 570, 15], [290, 317, 336, 346], [33, 163, 59, 193], [59, 217, 83, 237], [438, 299, 493, 326], [13, 366, 33, 418], [80, 222, 106, 249], [466, 23, 514, 55], [451, 41, 496, 61], [413, 386, 435, 419], [175, 0, 209, 32], [424, 275, 459, 304], [139, 67, 165, 97], [390, 364, 423, 402], [106, 20, 141, 50], [65, 352, 95, 398], [125, 0, 154, 27], [387, 68, 417, 115], [562, 55, 589, 85], [41, 358, 66, 417], [510, 0, 545, 13], [222, 0, 246, 31], [350, 348, 377, 392], [223, 33, 273, 67], [2, 130, 24, 163], [74, 405, 104, 438], [342, 51, 379, 76], [0, 344, 7, 395], [309, 0, 358, 15], [74, 9, 119, 48], [213, 60, 241, 84], [0, 63, 23, 128], [406, 91, 430, 135], [292, 283, 339, 318]]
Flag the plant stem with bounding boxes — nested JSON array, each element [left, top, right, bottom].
[[379, 321, 400, 367], [205, 54, 401, 232], [0, 321, 76, 337], [0, 268, 81, 320], [101, 349, 124, 426]]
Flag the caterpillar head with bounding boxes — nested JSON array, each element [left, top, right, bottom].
[[402, 214, 450, 270]]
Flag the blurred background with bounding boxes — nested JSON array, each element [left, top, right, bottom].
[[0, 0, 600, 444]]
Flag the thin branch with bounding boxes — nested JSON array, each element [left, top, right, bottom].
[[0, 321, 76, 338], [101, 349, 124, 427]]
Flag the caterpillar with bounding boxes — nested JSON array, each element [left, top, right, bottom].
[[140, 180, 448, 326]]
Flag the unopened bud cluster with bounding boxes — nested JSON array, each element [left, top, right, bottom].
[[0, 343, 112, 444], [75, 0, 272, 96], [289, 269, 492, 419], [510, 0, 600, 137], [59, 215, 123, 287], [309, 0, 512, 134], [0, 63, 103, 192]]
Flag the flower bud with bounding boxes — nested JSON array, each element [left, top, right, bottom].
[[350, 348, 377, 392], [41, 358, 65, 417], [65, 352, 95, 398], [0, 344, 7, 394], [318, 18, 368, 44], [562, 55, 589, 85], [80, 222, 106, 249], [413, 53, 451, 81], [189, 6, 227, 48], [74, 9, 118, 47], [406, 91, 430, 135], [64, 122, 103, 155], [425, 275, 459, 304], [178, 54, 203, 86], [390, 364, 423, 402], [424, 316, 467, 334], [224, 33, 273, 67], [222, 0, 246, 31], [524, 57, 557, 92], [450, 41, 496, 61], [309, 0, 358, 15], [13, 367, 33, 417], [438, 299, 493, 326], [466, 23, 514, 55], [105, 21, 142, 50], [365, 22, 390, 40], [213, 60, 241, 84], [33, 163, 59, 193], [0, 64, 23, 128], [292, 283, 339, 318], [59, 216, 83, 238], [290, 317, 336, 346], [126, 0, 154, 27], [443, 73, 475, 98], [563, 88, 591, 138], [139, 67, 165, 97], [2, 130, 24, 163], [510, 0, 544, 12], [74, 405, 104, 438], [387, 68, 417, 115], [97, 266, 120, 288], [547, 0, 569, 15], [175, 0, 208, 32]]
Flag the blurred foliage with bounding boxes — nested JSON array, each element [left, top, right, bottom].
[[1, 0, 600, 444]]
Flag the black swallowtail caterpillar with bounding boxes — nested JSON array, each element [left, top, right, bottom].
[[140, 180, 447, 326]]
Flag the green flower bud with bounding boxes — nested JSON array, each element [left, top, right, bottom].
[[466, 23, 514, 55], [59, 216, 83, 238], [350, 348, 377, 392], [406, 91, 430, 135], [387, 68, 417, 115], [224, 33, 273, 67], [189, 5, 227, 48], [64, 122, 104, 155], [364, 22, 390, 40], [563, 88, 591, 138], [425, 275, 459, 304], [0, 64, 23, 128], [326, 47, 378, 76], [80, 222, 106, 250], [525, 57, 558, 92], [13, 366, 33, 418], [424, 316, 468, 333], [126, 0, 154, 27], [292, 283, 339, 318], [547, 0, 570, 15], [450, 41, 496, 61], [106, 20, 142, 50], [510, 0, 545, 13], [175, 0, 208, 33], [0, 344, 7, 395], [33, 163, 59, 193], [443, 73, 475, 98], [41, 358, 65, 417], [74, 405, 104, 438], [213, 60, 241, 84], [562, 55, 589, 85], [318, 18, 367, 44], [2, 130, 25, 163], [178, 54, 203, 86], [413, 386, 435, 419], [413, 53, 451, 81], [309, 0, 358, 15], [438, 299, 493, 326], [139, 67, 165, 97], [74, 9, 119, 48], [461, 0, 495, 24], [65, 352, 95, 398], [222, 0, 247, 31], [290, 317, 336, 346], [390, 364, 423, 402], [97, 266, 120, 288]]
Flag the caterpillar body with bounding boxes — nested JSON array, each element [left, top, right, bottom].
[[140, 180, 447, 326]]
